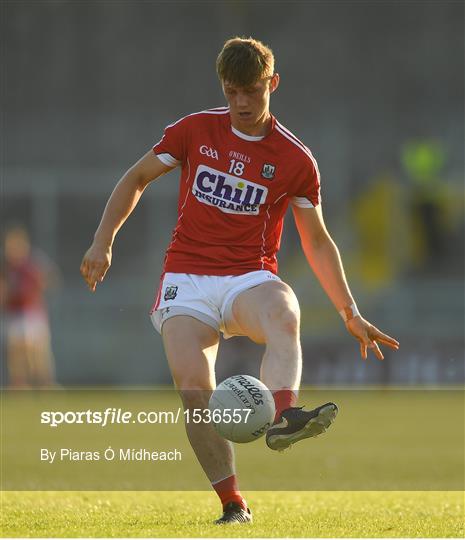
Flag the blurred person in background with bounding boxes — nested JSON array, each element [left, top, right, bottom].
[[1, 224, 59, 388], [351, 140, 464, 288], [351, 172, 409, 290], [402, 139, 464, 276]]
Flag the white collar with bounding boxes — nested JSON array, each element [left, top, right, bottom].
[[231, 125, 265, 141]]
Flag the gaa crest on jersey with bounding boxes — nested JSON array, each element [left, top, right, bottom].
[[199, 145, 219, 160], [164, 286, 178, 301], [261, 163, 276, 180], [192, 165, 268, 215]]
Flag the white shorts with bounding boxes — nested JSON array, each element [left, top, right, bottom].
[[150, 270, 281, 338], [6, 311, 51, 341]]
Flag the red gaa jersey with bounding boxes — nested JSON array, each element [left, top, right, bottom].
[[5, 258, 45, 313], [153, 107, 320, 276]]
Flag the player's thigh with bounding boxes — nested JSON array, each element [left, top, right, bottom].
[[162, 315, 220, 391], [231, 281, 300, 344]]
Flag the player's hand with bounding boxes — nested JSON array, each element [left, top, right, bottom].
[[80, 242, 112, 292], [345, 316, 399, 360]]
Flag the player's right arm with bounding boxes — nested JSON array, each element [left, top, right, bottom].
[[80, 151, 173, 291]]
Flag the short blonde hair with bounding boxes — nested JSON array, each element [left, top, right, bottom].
[[216, 37, 275, 87]]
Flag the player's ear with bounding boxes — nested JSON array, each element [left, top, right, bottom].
[[270, 73, 280, 93]]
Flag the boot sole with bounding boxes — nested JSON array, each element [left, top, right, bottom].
[[267, 403, 338, 451]]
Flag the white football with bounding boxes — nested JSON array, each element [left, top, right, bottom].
[[209, 375, 275, 443]]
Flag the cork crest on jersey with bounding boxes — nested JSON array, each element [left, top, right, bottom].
[[192, 165, 268, 215]]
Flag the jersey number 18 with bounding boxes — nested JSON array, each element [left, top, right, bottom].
[[229, 160, 245, 176]]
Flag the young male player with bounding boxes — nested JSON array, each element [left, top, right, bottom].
[[81, 37, 399, 524]]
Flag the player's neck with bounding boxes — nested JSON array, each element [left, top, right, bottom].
[[231, 111, 272, 138]]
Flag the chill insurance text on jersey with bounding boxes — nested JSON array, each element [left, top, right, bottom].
[[194, 162, 268, 215], [153, 106, 320, 276]]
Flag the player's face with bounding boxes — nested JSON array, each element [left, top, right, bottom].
[[222, 74, 279, 136]]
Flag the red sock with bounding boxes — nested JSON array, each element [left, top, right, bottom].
[[273, 389, 297, 422], [212, 474, 247, 511]]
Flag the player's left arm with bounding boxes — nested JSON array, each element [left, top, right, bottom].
[[292, 204, 399, 360]]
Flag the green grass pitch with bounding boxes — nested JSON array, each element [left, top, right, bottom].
[[1, 490, 463, 537]]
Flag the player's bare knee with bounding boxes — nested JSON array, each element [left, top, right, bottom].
[[265, 303, 300, 338], [257, 283, 300, 335]]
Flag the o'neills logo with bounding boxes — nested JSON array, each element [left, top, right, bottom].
[[192, 165, 268, 215], [230, 375, 264, 406]]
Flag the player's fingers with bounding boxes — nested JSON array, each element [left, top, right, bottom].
[[369, 325, 398, 344], [85, 275, 96, 291], [89, 268, 102, 286], [377, 338, 399, 350], [361, 333, 373, 347], [81, 265, 92, 287], [88, 266, 104, 291], [371, 340, 384, 361], [100, 264, 110, 281], [81, 259, 99, 282], [374, 330, 399, 349], [360, 341, 367, 360], [80, 259, 89, 277]]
